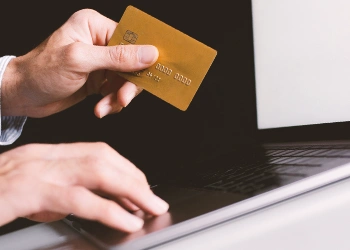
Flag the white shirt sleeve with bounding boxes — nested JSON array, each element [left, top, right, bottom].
[[0, 56, 27, 145]]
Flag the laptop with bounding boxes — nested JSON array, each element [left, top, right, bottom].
[[63, 0, 350, 249]]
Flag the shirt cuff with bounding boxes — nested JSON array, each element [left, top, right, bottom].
[[0, 116, 27, 145], [0, 55, 27, 145]]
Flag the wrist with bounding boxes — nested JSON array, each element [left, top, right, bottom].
[[1, 56, 26, 116]]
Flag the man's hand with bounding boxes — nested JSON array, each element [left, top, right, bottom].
[[1, 9, 158, 118], [0, 142, 169, 233]]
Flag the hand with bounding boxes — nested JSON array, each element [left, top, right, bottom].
[[0, 142, 169, 233], [1, 9, 158, 118]]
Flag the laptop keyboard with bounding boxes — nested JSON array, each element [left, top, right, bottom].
[[177, 144, 350, 196]]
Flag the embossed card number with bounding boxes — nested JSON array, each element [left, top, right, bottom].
[[108, 6, 217, 111]]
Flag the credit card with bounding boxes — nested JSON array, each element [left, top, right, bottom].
[[108, 5, 217, 111]]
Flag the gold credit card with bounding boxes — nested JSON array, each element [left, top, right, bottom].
[[108, 5, 217, 111]]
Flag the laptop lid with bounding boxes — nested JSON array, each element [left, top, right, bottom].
[[253, 0, 350, 143]]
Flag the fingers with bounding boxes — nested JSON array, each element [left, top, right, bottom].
[[46, 185, 145, 232], [0, 142, 169, 232], [24, 142, 169, 216], [94, 81, 143, 118], [63, 154, 169, 216], [94, 92, 121, 118], [115, 198, 140, 212], [69, 42, 158, 73], [5, 174, 145, 232], [109, 80, 143, 108], [89, 190, 140, 212]]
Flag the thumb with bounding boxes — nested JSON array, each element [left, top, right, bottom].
[[74, 43, 159, 72]]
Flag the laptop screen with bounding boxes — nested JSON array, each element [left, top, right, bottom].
[[252, 0, 350, 129]]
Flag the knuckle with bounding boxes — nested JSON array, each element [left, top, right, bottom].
[[69, 8, 99, 22], [82, 154, 104, 173], [70, 186, 86, 200], [120, 176, 146, 197], [67, 187, 86, 210], [81, 142, 119, 188], [135, 170, 148, 184], [63, 43, 85, 69], [110, 46, 135, 66], [94, 141, 111, 152], [80, 158, 108, 184], [90, 142, 113, 160], [118, 179, 133, 196]]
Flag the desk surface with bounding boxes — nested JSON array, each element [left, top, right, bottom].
[[1, 177, 350, 250]]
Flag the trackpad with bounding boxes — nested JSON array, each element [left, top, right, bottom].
[[67, 185, 246, 248], [152, 184, 247, 224]]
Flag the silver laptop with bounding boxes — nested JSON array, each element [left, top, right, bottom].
[[64, 0, 350, 249]]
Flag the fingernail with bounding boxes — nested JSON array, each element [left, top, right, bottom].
[[139, 45, 158, 64], [152, 195, 169, 214], [99, 104, 112, 118]]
